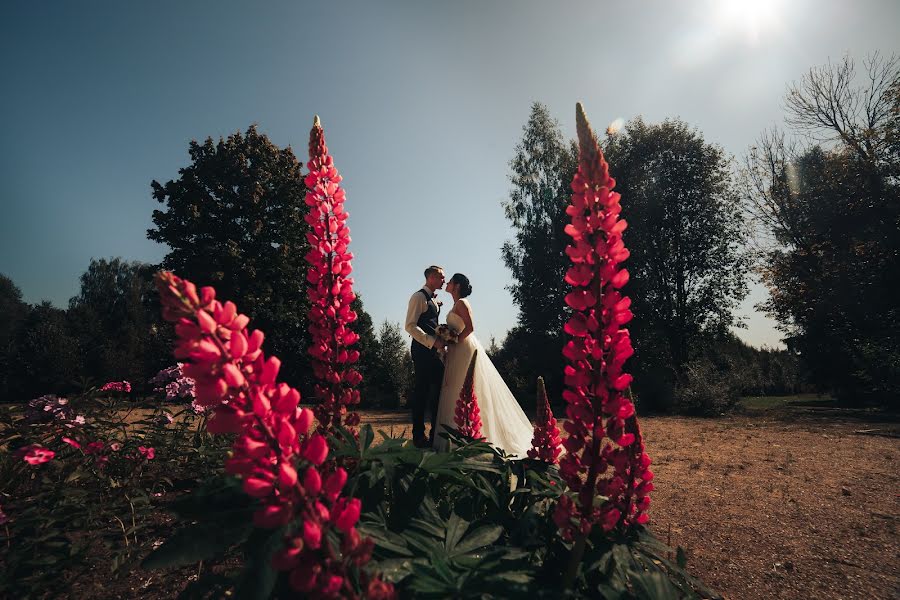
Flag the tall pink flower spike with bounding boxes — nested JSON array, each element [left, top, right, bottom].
[[155, 272, 394, 598], [304, 115, 363, 433], [527, 377, 562, 464], [553, 103, 654, 548], [453, 351, 483, 440]]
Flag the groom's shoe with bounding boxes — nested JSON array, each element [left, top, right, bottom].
[[413, 436, 430, 449]]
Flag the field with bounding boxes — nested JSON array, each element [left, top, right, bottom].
[[359, 397, 900, 599], [7, 397, 899, 599]]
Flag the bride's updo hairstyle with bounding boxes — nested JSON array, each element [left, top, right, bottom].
[[450, 273, 473, 298]]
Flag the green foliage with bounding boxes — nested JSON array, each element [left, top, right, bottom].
[[367, 320, 415, 409], [0, 389, 230, 597], [352, 295, 380, 408], [148, 125, 312, 389], [500, 103, 578, 407], [14, 301, 82, 399], [744, 54, 900, 406], [604, 118, 750, 389], [68, 258, 171, 392], [328, 425, 718, 599], [0, 274, 29, 402]]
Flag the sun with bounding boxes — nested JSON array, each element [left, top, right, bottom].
[[712, 0, 783, 44]]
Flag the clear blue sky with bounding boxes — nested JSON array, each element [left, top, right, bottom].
[[2, 1, 898, 349]]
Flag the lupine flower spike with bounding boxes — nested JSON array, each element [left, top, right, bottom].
[[454, 351, 483, 439], [304, 115, 363, 433], [155, 271, 394, 598], [554, 103, 654, 559], [528, 377, 562, 464]]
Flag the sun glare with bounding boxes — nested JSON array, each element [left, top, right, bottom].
[[712, 0, 783, 44]]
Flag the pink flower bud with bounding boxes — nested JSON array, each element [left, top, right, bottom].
[[196, 309, 217, 333], [302, 435, 328, 465], [323, 468, 347, 500], [302, 519, 322, 549], [223, 363, 246, 388], [303, 466, 322, 496], [333, 498, 361, 533], [278, 462, 298, 488], [230, 331, 248, 358], [243, 477, 274, 498], [295, 408, 314, 435]]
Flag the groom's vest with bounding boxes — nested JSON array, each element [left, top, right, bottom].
[[413, 289, 439, 353]]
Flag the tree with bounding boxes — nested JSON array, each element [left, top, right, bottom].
[[147, 125, 311, 387], [503, 102, 578, 336], [67, 258, 168, 389], [744, 54, 900, 405], [0, 274, 29, 402], [16, 302, 81, 398], [604, 118, 750, 394], [369, 321, 414, 409], [784, 53, 898, 173], [501, 103, 578, 405], [350, 295, 379, 408]]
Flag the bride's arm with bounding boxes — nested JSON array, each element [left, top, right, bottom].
[[456, 300, 474, 342]]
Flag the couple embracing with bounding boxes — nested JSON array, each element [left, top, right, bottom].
[[404, 265, 533, 454]]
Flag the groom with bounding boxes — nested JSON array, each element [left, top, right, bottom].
[[404, 265, 446, 448]]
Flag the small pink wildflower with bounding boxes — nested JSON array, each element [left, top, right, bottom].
[[18, 444, 55, 465]]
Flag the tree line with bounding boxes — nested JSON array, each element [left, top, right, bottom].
[[1, 53, 895, 413]]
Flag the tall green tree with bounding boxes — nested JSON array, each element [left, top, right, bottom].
[[500, 103, 578, 405], [369, 321, 414, 409], [744, 54, 900, 404], [503, 102, 578, 336], [16, 302, 81, 398], [350, 295, 379, 407], [0, 274, 30, 401], [67, 258, 166, 388], [604, 119, 751, 371], [148, 125, 311, 387]]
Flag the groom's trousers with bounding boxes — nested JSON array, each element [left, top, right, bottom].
[[411, 342, 444, 443]]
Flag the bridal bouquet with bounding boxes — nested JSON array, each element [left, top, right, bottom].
[[435, 324, 459, 360]]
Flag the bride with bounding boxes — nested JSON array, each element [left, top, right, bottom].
[[432, 273, 534, 456]]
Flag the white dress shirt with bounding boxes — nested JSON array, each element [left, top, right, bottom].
[[405, 286, 438, 348]]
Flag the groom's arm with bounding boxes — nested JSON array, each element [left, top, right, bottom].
[[405, 293, 436, 348]]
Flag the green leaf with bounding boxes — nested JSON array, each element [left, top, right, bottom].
[[628, 569, 680, 600], [443, 513, 468, 554], [233, 527, 285, 600], [451, 524, 503, 557], [142, 520, 253, 570], [676, 546, 688, 570]]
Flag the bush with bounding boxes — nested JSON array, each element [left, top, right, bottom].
[[672, 356, 742, 416]]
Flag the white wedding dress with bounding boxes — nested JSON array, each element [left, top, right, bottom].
[[433, 299, 534, 456]]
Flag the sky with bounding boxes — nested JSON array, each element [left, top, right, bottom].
[[2, 0, 898, 349]]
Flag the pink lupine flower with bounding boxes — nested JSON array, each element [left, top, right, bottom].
[[304, 116, 362, 433], [527, 377, 562, 464], [18, 444, 55, 465], [155, 271, 393, 598], [554, 104, 653, 547], [454, 351, 483, 439]]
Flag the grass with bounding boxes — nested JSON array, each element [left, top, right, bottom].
[[739, 393, 833, 410]]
